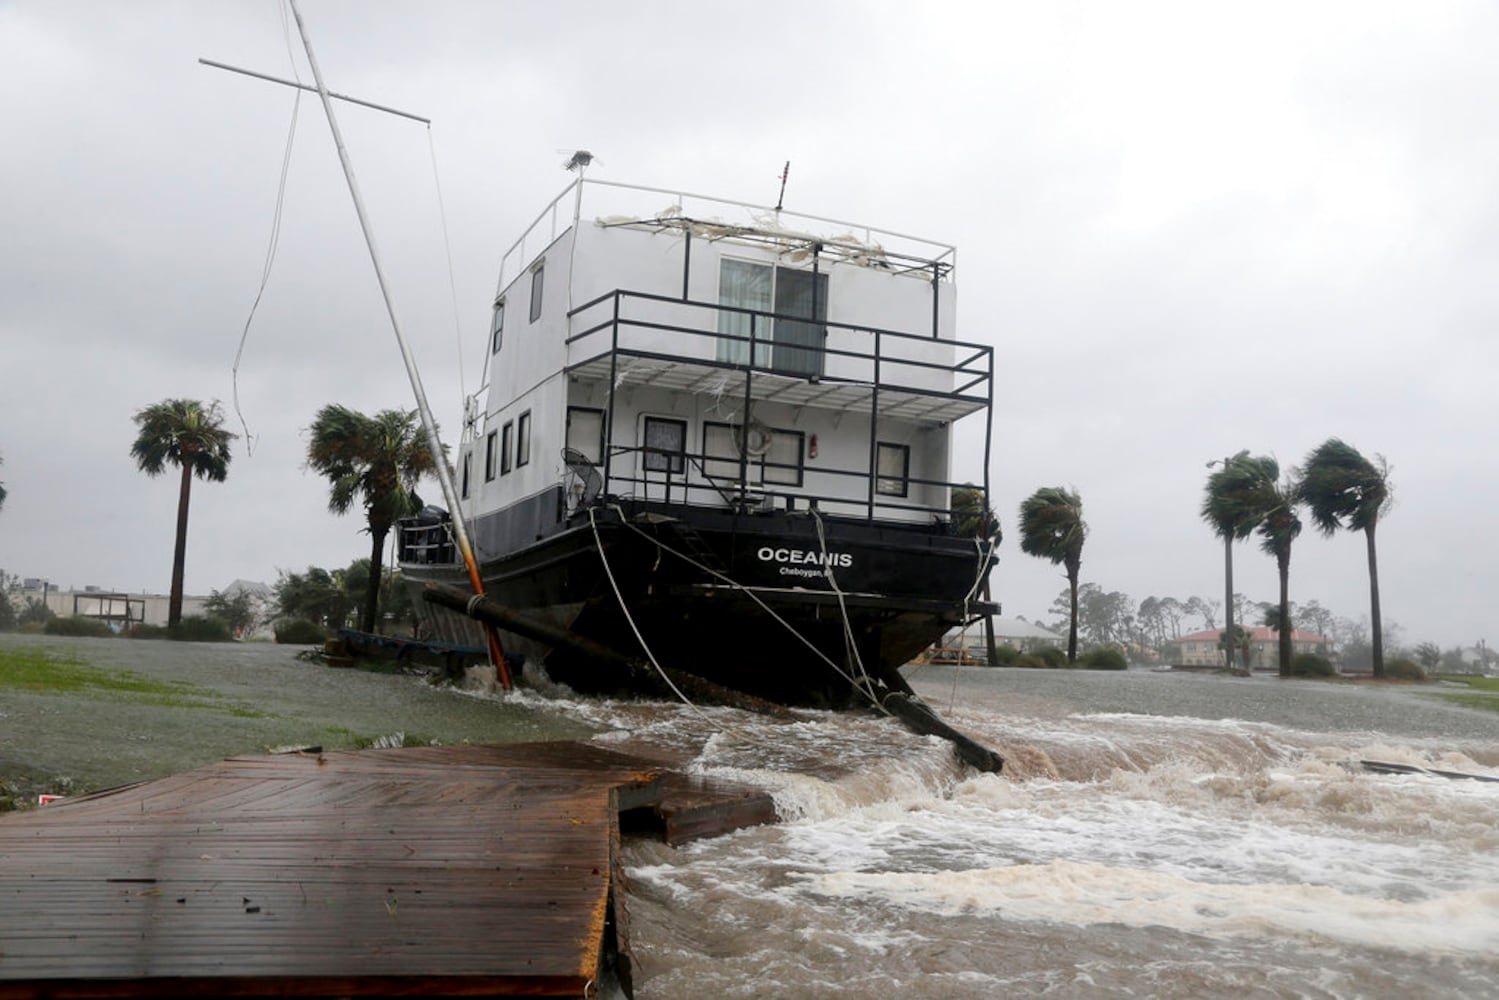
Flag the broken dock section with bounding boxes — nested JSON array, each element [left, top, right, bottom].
[[0, 741, 776, 999]]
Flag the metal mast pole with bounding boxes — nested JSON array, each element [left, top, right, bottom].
[[287, 0, 510, 687]]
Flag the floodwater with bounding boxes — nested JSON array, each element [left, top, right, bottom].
[[4, 634, 1497, 997], [576, 665, 1499, 998]]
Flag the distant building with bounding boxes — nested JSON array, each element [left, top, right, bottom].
[[1168, 626, 1328, 670], [941, 616, 1065, 658], [5, 579, 272, 635]]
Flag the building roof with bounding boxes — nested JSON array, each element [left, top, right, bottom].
[[1174, 626, 1326, 643]]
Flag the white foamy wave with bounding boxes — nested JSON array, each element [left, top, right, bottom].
[[804, 860, 1499, 954]]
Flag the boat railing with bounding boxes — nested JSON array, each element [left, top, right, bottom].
[[398, 519, 456, 566], [497, 178, 957, 295], [604, 443, 971, 527], [565, 289, 991, 408]]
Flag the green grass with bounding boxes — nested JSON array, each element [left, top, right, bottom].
[[0, 644, 266, 716], [1426, 674, 1499, 715], [1435, 674, 1499, 692]]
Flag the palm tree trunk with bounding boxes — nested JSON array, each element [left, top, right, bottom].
[[169, 460, 193, 627], [1222, 534, 1235, 671], [365, 525, 387, 634], [1277, 548, 1292, 677], [1366, 521, 1383, 678], [1066, 567, 1079, 664]]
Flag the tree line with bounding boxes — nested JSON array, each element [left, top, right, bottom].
[[1015, 437, 1396, 677], [118, 398, 433, 637]]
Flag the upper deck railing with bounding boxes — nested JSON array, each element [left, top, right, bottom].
[[495, 178, 958, 297]]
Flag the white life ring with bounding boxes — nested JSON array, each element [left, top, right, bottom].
[[739, 419, 772, 456]]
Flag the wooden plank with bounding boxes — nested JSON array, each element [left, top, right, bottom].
[[0, 741, 775, 999]]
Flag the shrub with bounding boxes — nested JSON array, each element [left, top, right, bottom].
[[43, 617, 114, 638], [169, 616, 234, 643], [273, 618, 327, 644], [988, 645, 1020, 666], [1079, 647, 1128, 671], [1290, 653, 1335, 677], [1384, 657, 1427, 682], [1012, 653, 1048, 669], [1034, 646, 1068, 668]]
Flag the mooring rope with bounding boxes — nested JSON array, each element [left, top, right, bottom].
[[810, 507, 880, 704], [609, 504, 890, 716], [587, 507, 725, 729]]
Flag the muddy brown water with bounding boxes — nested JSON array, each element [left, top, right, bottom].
[[4, 634, 1498, 997]]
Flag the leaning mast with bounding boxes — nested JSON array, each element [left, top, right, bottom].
[[285, 0, 511, 687]]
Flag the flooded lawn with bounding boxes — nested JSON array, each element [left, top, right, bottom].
[[0, 633, 597, 801]]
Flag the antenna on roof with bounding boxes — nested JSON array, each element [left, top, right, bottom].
[[774, 161, 790, 213]]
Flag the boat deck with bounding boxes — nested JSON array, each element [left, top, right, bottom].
[[0, 741, 777, 999]]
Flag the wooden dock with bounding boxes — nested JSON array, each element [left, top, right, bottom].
[[0, 741, 776, 999]]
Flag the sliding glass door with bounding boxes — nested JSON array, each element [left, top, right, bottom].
[[717, 259, 827, 377]]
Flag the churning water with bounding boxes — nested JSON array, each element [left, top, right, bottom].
[[532, 666, 1499, 999], [4, 636, 1496, 997]]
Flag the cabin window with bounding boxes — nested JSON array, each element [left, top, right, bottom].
[[702, 422, 742, 480], [516, 411, 531, 467], [876, 442, 909, 497], [643, 417, 686, 474], [461, 452, 472, 499], [716, 259, 827, 377], [484, 430, 498, 482], [716, 260, 772, 366], [490, 298, 505, 354], [501, 421, 514, 475], [528, 261, 545, 323], [566, 406, 604, 464], [763, 429, 805, 486]]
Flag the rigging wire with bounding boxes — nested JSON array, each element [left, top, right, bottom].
[[231, 88, 301, 457], [425, 125, 467, 402], [230, 1, 306, 457]]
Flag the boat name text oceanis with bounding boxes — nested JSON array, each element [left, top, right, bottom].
[[757, 547, 853, 578]]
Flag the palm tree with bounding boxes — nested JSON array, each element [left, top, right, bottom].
[[1296, 438, 1393, 677], [952, 485, 1001, 663], [1201, 451, 1253, 671], [306, 405, 436, 634], [1018, 487, 1086, 663], [130, 399, 236, 626], [1203, 452, 1301, 675]]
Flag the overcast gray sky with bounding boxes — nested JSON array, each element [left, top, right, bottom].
[[2, 1, 1495, 650]]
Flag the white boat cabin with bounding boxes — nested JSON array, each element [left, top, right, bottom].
[[452, 179, 991, 539]]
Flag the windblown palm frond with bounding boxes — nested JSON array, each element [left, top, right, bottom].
[[1294, 437, 1392, 677], [1295, 438, 1391, 535], [306, 404, 436, 633], [130, 399, 237, 627], [1019, 486, 1086, 663]]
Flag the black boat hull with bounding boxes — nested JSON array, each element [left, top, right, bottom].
[[400, 502, 994, 707]]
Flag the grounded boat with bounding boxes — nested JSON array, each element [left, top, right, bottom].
[[398, 177, 997, 708]]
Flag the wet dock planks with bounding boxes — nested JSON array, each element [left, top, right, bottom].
[[0, 741, 776, 998]]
